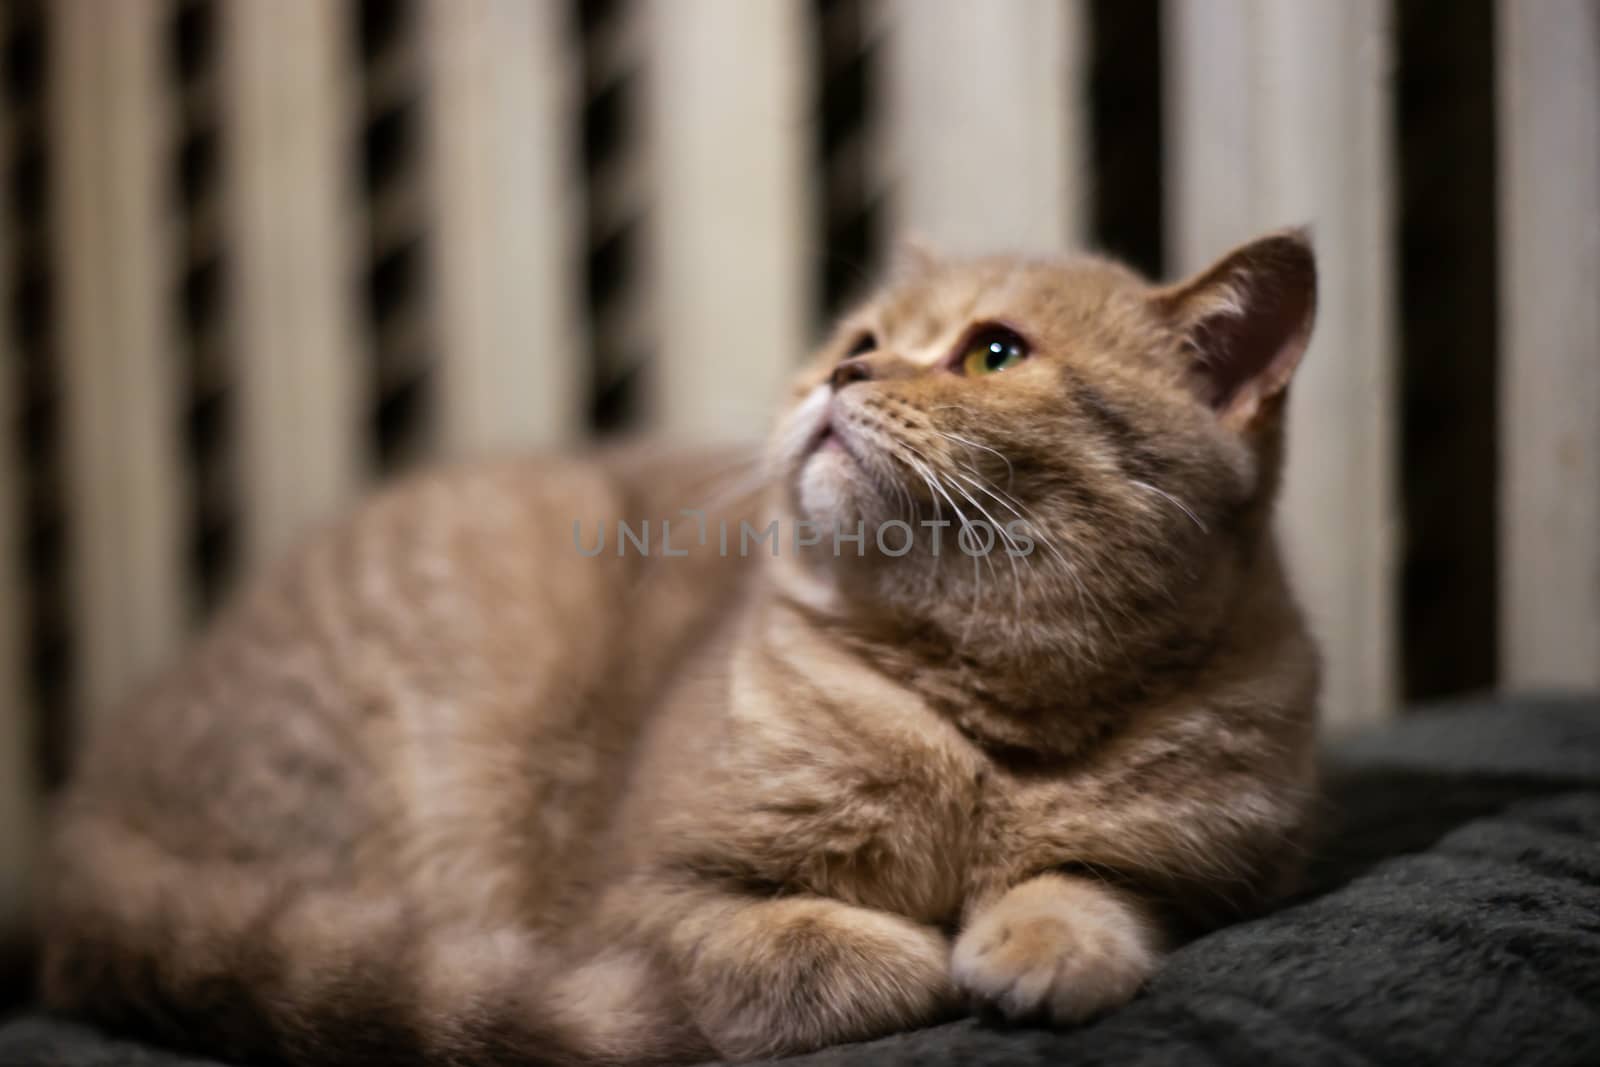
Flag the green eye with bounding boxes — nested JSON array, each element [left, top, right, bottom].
[[960, 327, 1029, 375]]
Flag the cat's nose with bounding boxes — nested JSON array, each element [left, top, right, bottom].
[[830, 358, 874, 390]]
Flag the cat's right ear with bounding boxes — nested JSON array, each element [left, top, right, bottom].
[[1151, 229, 1317, 429]]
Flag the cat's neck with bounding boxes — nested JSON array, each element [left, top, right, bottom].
[[752, 533, 1297, 764]]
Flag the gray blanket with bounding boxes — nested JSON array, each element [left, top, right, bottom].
[[4, 694, 1598, 1066]]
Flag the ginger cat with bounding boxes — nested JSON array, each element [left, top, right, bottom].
[[39, 231, 1320, 1065]]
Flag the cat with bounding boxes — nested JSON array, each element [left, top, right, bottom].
[[38, 229, 1321, 1065]]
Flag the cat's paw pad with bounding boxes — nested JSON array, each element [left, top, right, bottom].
[[951, 881, 1156, 1025]]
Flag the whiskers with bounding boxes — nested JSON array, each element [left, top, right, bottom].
[[873, 425, 1124, 661], [891, 438, 1005, 639], [1129, 478, 1208, 534], [683, 413, 1171, 673], [683, 452, 776, 517]]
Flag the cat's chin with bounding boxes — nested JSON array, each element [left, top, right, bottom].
[[795, 447, 875, 530]]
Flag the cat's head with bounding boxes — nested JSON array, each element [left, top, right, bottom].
[[767, 230, 1316, 669]]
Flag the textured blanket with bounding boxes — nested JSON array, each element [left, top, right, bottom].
[[4, 694, 1597, 1066]]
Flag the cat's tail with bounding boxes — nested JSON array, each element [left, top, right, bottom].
[[37, 814, 698, 1066]]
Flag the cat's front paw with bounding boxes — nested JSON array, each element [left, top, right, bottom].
[[678, 895, 956, 1060], [951, 874, 1158, 1025]]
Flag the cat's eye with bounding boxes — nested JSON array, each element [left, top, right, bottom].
[[959, 326, 1030, 376], [845, 332, 877, 357]]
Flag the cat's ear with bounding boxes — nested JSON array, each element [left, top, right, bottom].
[[1152, 229, 1316, 427], [888, 232, 942, 280]]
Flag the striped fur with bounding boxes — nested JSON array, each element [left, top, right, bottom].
[[41, 233, 1321, 1063]]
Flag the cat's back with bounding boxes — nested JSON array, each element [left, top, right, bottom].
[[39, 447, 761, 1047], [64, 458, 619, 847], [64, 444, 759, 889]]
